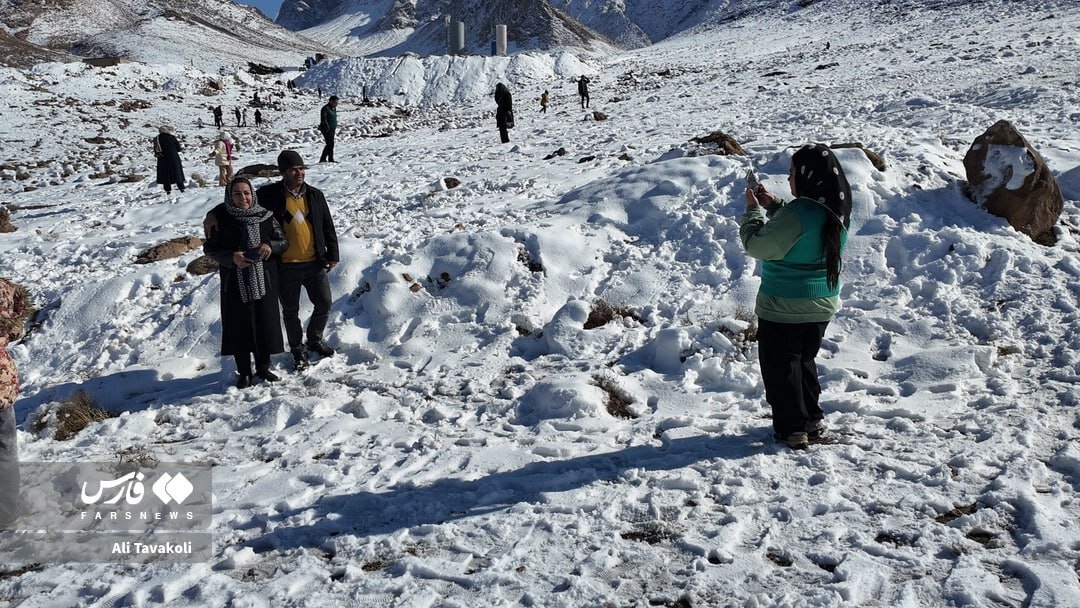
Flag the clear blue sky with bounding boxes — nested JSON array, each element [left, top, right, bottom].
[[236, 0, 283, 20]]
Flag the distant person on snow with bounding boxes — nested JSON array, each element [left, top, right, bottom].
[[233, 106, 242, 127], [211, 132, 236, 186], [540, 90, 549, 114], [203, 177, 288, 389], [740, 143, 852, 450], [577, 75, 590, 109], [0, 277, 28, 526], [254, 108, 263, 127], [494, 82, 513, 144], [213, 105, 223, 129], [241, 108, 248, 127], [153, 126, 186, 194], [318, 95, 338, 163]]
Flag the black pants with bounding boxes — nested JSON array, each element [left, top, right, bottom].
[[499, 126, 509, 143], [320, 129, 335, 162], [234, 352, 271, 376], [757, 318, 829, 436], [279, 261, 332, 349]]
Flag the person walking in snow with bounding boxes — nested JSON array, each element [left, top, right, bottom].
[[203, 177, 288, 389], [233, 106, 242, 127], [213, 105, 223, 129], [210, 132, 236, 186], [577, 76, 590, 109], [494, 82, 513, 144], [0, 277, 28, 526], [740, 143, 852, 450], [241, 108, 248, 127], [254, 108, 263, 127], [540, 90, 549, 114], [318, 95, 339, 163], [153, 126, 186, 194]]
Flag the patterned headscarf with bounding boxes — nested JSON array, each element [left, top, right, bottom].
[[792, 143, 852, 227], [224, 177, 270, 303]]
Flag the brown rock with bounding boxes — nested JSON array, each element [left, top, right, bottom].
[[831, 142, 886, 171], [0, 207, 14, 233], [690, 131, 747, 156], [236, 164, 280, 178], [963, 120, 1063, 244], [186, 255, 219, 276], [136, 236, 204, 264]]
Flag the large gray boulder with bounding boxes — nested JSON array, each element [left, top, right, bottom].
[[963, 120, 1063, 245]]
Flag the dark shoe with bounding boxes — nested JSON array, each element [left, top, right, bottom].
[[805, 419, 826, 440], [236, 375, 252, 389], [256, 369, 280, 382], [307, 340, 335, 357], [774, 431, 809, 450], [291, 347, 309, 371]]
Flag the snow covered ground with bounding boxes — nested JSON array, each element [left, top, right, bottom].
[[2, 0, 1080, 605]]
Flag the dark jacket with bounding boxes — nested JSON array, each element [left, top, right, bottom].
[[203, 204, 288, 356], [154, 132, 185, 185], [319, 104, 337, 134], [256, 181, 340, 264], [494, 84, 513, 129]]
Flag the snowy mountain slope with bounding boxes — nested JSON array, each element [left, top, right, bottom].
[[0, 0, 333, 69], [1, 0, 1080, 605]]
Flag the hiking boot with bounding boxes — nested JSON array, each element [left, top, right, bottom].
[[805, 419, 826, 441], [774, 431, 809, 450], [256, 368, 280, 382], [236, 374, 252, 389], [291, 347, 309, 371], [307, 339, 335, 357]]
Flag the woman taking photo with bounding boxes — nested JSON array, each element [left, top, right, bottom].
[[204, 177, 288, 389], [740, 144, 852, 449]]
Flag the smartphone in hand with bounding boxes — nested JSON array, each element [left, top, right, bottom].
[[243, 249, 261, 262], [744, 169, 760, 191]]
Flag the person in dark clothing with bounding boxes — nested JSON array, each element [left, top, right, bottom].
[[540, 90, 549, 114], [153, 126, 186, 194], [203, 177, 288, 389], [233, 106, 242, 127], [318, 96, 338, 163], [254, 108, 263, 127], [740, 144, 852, 449], [213, 105, 223, 129], [258, 150, 340, 369], [577, 76, 590, 109], [494, 83, 513, 144]]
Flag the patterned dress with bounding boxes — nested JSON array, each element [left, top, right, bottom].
[[0, 279, 27, 411]]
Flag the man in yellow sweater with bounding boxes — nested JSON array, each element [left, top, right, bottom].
[[256, 150, 340, 370]]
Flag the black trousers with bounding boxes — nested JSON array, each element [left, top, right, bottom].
[[499, 126, 509, 143], [234, 352, 271, 376], [757, 318, 829, 436], [279, 261, 332, 349], [320, 129, 335, 162]]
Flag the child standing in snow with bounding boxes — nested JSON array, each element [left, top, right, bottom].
[[740, 144, 852, 450], [211, 132, 236, 186]]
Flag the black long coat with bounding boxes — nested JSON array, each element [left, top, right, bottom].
[[203, 204, 288, 357], [154, 132, 185, 186]]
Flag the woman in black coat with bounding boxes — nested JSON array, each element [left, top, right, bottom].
[[494, 82, 513, 144], [204, 177, 288, 388], [153, 126, 185, 194]]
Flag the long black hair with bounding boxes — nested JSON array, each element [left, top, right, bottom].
[[791, 144, 851, 289]]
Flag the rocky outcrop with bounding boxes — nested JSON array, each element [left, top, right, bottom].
[[963, 120, 1063, 245], [135, 236, 204, 264]]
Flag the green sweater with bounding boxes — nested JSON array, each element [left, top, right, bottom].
[[739, 197, 845, 324]]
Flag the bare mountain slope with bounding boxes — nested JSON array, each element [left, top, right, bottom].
[[0, 0, 334, 69]]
